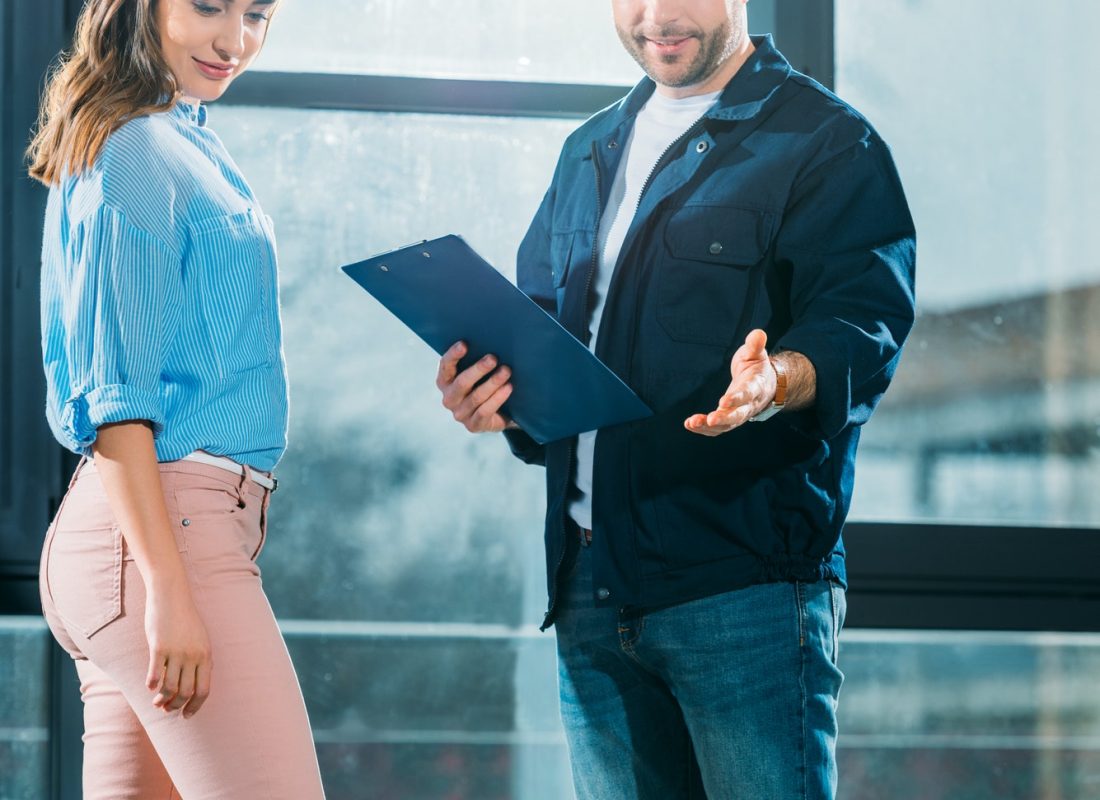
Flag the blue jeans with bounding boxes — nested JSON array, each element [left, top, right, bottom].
[[555, 544, 846, 799]]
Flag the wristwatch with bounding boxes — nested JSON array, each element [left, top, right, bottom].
[[748, 357, 787, 423]]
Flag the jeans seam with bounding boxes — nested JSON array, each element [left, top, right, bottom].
[[830, 584, 840, 667], [796, 582, 809, 800], [617, 614, 641, 658]]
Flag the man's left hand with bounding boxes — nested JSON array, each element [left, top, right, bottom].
[[684, 329, 776, 437]]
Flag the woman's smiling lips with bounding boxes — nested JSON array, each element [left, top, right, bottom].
[[193, 57, 235, 80]]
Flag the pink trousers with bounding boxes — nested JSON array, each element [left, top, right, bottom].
[[39, 459, 326, 799]]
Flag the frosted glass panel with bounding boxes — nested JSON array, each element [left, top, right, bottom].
[[836, 0, 1100, 527], [254, 0, 640, 84]]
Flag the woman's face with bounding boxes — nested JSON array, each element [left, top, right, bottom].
[[157, 0, 276, 102]]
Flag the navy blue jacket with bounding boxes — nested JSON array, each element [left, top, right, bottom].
[[505, 36, 916, 629]]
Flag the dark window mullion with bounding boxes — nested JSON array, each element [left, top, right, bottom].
[[220, 72, 631, 119]]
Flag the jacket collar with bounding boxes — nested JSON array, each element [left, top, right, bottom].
[[569, 34, 791, 156]]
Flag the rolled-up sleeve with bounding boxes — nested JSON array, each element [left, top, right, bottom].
[[774, 134, 917, 440], [54, 204, 182, 448]]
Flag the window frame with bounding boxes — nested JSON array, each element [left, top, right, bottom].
[[3, 1, 1098, 797]]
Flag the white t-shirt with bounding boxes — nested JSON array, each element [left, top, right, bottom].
[[568, 89, 722, 531]]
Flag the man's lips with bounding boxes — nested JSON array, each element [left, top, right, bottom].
[[193, 58, 235, 80], [642, 36, 695, 54]]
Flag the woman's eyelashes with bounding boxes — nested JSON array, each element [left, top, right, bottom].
[[192, 2, 271, 26], [192, 1, 221, 17]]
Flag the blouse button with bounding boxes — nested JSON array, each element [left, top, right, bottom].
[[181, 518, 191, 527]]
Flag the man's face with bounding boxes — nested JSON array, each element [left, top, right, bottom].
[[612, 0, 747, 91]]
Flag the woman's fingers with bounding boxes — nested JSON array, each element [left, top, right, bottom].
[[146, 648, 165, 692], [153, 657, 182, 709], [183, 662, 213, 719], [169, 661, 198, 711]]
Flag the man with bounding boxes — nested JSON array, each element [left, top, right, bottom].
[[437, 1, 915, 797]]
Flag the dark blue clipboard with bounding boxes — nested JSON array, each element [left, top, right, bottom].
[[341, 235, 652, 444]]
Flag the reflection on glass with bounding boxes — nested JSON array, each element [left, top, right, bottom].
[[0, 618, 50, 799], [254, 0, 639, 84], [839, 631, 1100, 800], [837, 0, 1100, 526]]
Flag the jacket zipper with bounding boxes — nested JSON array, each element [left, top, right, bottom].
[[635, 115, 708, 220], [543, 118, 708, 626]]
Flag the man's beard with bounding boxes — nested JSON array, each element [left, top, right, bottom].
[[617, 17, 742, 89]]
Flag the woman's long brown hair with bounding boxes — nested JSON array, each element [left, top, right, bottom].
[[27, 0, 178, 186]]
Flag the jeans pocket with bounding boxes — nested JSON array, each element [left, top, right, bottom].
[[45, 526, 124, 639]]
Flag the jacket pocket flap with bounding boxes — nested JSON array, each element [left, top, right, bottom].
[[665, 205, 776, 267], [550, 231, 577, 288]]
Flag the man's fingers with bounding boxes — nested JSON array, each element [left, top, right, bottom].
[[683, 401, 755, 436], [453, 366, 512, 423], [441, 354, 501, 410], [435, 341, 467, 390], [744, 328, 768, 357], [469, 382, 515, 432]]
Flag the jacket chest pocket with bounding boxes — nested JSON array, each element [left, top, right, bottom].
[[186, 210, 280, 379], [550, 229, 593, 314], [656, 205, 777, 346]]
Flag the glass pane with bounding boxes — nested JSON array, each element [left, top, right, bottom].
[[254, 0, 640, 84], [214, 105, 573, 796], [284, 625, 570, 799], [836, 0, 1100, 526], [214, 106, 572, 626], [0, 617, 50, 799], [839, 630, 1100, 800]]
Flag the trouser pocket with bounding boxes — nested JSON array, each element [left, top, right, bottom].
[[44, 525, 124, 640]]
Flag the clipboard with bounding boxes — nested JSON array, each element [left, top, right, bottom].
[[341, 235, 652, 444]]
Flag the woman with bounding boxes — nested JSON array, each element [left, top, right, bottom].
[[28, 1, 325, 797]]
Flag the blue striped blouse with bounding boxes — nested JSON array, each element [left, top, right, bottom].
[[40, 100, 289, 471]]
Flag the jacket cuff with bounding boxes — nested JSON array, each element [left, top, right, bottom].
[[503, 428, 546, 466], [774, 328, 851, 440]]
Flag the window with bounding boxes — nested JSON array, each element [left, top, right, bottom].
[[0, 618, 51, 799], [838, 0, 1100, 527], [252, 0, 639, 84]]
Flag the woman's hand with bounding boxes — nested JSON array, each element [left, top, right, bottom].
[[92, 421, 215, 719], [145, 575, 213, 718]]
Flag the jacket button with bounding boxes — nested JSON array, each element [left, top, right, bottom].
[[696, 140, 709, 154], [597, 588, 611, 600], [181, 518, 191, 527], [709, 241, 724, 255], [608, 140, 618, 149]]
